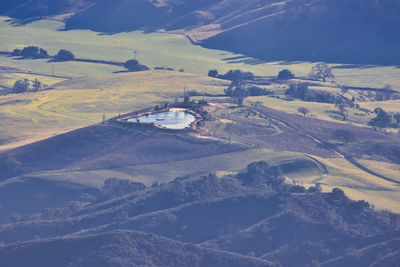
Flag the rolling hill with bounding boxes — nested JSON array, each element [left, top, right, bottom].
[[0, 161, 398, 266], [3, 0, 399, 65]]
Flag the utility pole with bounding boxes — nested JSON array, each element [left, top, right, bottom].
[[133, 50, 137, 60]]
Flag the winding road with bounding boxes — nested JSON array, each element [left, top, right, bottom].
[[252, 104, 400, 185]]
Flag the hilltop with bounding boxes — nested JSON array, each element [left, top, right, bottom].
[[2, 0, 400, 65]]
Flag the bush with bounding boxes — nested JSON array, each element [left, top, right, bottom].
[[54, 49, 75, 61], [277, 69, 294, 80]]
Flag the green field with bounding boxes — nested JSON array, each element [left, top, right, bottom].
[[1, 16, 400, 90]]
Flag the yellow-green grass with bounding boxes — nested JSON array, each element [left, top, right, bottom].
[[25, 148, 316, 187], [333, 65, 400, 91], [0, 72, 67, 88], [358, 159, 400, 183], [247, 95, 374, 126], [307, 156, 400, 213], [0, 57, 122, 77], [0, 16, 310, 77], [357, 99, 400, 113], [0, 70, 228, 150], [1, 16, 400, 90]]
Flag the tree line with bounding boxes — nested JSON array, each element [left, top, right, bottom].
[[12, 46, 75, 61]]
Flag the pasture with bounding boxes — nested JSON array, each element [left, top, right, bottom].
[[1, 16, 400, 89]]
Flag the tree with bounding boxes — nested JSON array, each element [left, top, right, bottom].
[[277, 69, 294, 80], [340, 86, 348, 95], [332, 129, 354, 144], [12, 79, 29, 93], [124, 59, 139, 71], [286, 84, 309, 100], [208, 69, 219, 78], [335, 102, 347, 121], [219, 69, 254, 81], [369, 108, 391, 129], [32, 79, 42, 91], [226, 82, 248, 106], [12, 49, 22, 56], [54, 49, 75, 61], [393, 113, 400, 127], [309, 63, 334, 82], [297, 107, 310, 117]]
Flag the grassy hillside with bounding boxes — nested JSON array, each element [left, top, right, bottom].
[[0, 70, 227, 150], [0, 164, 398, 266], [203, 0, 400, 65], [1, 16, 400, 90], [0, 230, 275, 266], [11, 0, 396, 65]]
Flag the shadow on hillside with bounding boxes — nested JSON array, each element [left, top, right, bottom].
[[5, 17, 42, 27]]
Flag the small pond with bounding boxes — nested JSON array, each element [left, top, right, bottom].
[[128, 110, 196, 130]]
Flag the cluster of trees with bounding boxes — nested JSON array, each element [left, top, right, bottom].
[[225, 81, 271, 105], [208, 69, 254, 81], [332, 129, 354, 144], [11, 78, 45, 94], [12, 46, 49, 59], [102, 178, 146, 199], [286, 83, 353, 105], [356, 85, 399, 102], [124, 59, 149, 72], [12, 46, 76, 62], [285, 83, 339, 104], [124, 59, 140, 71], [369, 108, 400, 130]]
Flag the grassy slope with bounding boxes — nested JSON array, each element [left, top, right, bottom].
[[0, 70, 228, 150], [29, 148, 313, 188], [1, 16, 400, 89], [0, 73, 67, 89]]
